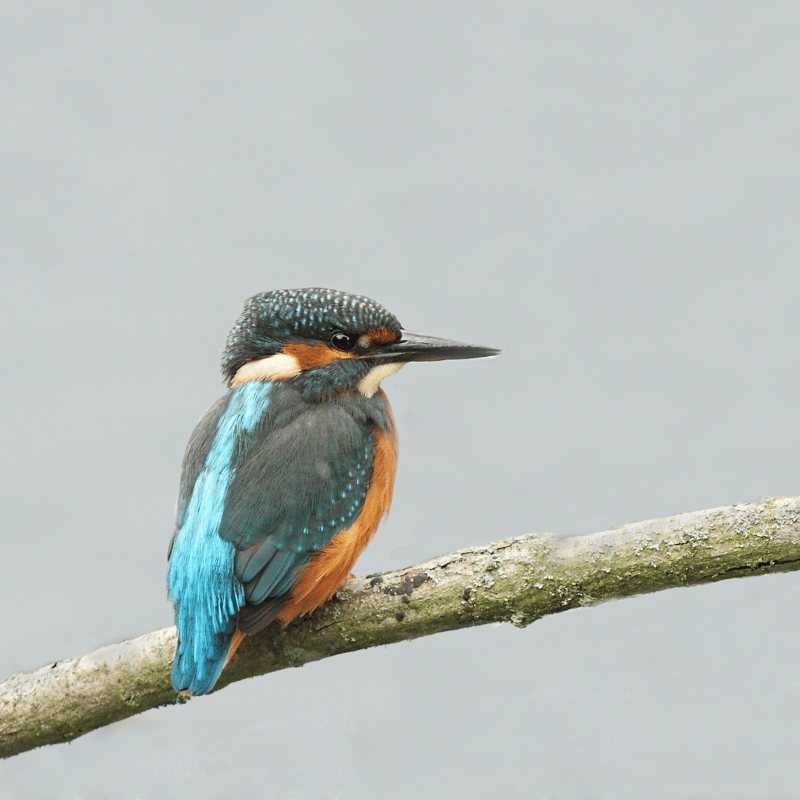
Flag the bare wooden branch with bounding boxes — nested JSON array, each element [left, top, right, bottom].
[[2, 496, 800, 758]]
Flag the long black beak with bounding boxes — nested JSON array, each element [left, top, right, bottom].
[[370, 330, 501, 363]]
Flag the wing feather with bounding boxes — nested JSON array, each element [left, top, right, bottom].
[[219, 395, 376, 610]]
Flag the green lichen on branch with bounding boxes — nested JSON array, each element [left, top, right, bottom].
[[2, 496, 800, 758]]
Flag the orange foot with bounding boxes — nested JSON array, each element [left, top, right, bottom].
[[223, 629, 247, 669]]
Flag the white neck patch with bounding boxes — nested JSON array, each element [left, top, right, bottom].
[[230, 352, 301, 386], [357, 362, 405, 398]]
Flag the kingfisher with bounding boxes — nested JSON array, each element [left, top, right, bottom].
[[167, 287, 499, 695]]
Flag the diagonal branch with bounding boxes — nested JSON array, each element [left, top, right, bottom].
[[2, 496, 800, 758]]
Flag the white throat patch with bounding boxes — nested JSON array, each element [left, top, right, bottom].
[[357, 362, 405, 397]]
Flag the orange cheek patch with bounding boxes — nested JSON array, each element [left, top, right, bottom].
[[277, 393, 398, 624], [368, 327, 401, 345], [282, 342, 355, 370]]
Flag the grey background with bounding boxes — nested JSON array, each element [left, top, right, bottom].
[[2, 3, 800, 798]]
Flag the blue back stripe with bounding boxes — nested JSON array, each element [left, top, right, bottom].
[[168, 381, 272, 694]]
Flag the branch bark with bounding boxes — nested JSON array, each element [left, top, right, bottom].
[[3, 495, 800, 758]]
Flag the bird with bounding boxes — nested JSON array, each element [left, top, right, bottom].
[[167, 287, 499, 696]]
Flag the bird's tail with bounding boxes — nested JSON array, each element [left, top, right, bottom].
[[171, 614, 236, 696], [168, 525, 245, 695]]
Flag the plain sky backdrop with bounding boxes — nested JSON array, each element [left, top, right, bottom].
[[2, 3, 800, 798]]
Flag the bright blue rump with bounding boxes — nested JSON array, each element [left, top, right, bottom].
[[168, 381, 273, 694]]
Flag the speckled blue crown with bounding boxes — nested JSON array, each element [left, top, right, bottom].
[[221, 287, 403, 381]]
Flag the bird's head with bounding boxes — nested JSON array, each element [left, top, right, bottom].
[[222, 287, 499, 401]]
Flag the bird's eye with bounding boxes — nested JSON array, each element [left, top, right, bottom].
[[330, 331, 358, 351]]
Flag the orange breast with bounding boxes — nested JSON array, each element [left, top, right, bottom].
[[277, 392, 398, 624]]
